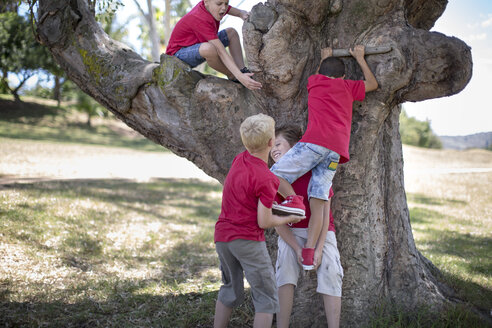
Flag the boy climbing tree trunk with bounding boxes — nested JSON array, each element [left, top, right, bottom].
[[35, 0, 472, 326]]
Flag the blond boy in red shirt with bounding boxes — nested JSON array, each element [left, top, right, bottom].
[[214, 113, 304, 328]]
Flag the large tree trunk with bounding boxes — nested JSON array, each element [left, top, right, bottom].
[[36, 0, 472, 325]]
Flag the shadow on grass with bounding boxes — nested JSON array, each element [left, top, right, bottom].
[[1, 177, 223, 284], [416, 226, 492, 309], [0, 287, 256, 328], [0, 98, 164, 152], [408, 206, 443, 225], [407, 192, 468, 206], [409, 207, 491, 277], [408, 205, 492, 311], [367, 298, 491, 328], [1, 177, 221, 222], [0, 176, 243, 327], [0, 98, 60, 122]]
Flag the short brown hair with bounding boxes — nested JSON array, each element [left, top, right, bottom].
[[275, 125, 302, 148]]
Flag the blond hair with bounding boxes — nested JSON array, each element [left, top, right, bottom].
[[240, 113, 275, 153]]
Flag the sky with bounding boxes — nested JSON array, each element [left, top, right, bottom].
[[402, 0, 492, 136]]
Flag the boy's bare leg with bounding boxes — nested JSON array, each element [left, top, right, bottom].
[[225, 28, 245, 69], [276, 284, 295, 328], [277, 177, 296, 199], [253, 312, 273, 328], [199, 42, 235, 79], [214, 300, 233, 328], [322, 295, 341, 328], [305, 198, 324, 248]]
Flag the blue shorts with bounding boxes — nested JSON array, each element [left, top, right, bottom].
[[174, 29, 230, 68], [270, 142, 340, 201]]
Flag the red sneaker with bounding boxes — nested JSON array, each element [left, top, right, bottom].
[[302, 248, 315, 270], [272, 195, 306, 216]]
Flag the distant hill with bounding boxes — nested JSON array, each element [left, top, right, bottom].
[[439, 132, 492, 150]]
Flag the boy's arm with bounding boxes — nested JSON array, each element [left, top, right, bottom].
[[257, 200, 305, 229], [208, 39, 262, 90], [275, 225, 303, 265], [349, 45, 378, 92], [228, 7, 249, 21]]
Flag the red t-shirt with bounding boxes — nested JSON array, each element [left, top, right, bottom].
[[166, 1, 231, 56], [300, 75, 365, 163], [275, 172, 335, 231], [215, 151, 279, 243]]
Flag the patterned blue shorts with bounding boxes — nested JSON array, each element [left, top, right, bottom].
[[270, 142, 340, 201], [174, 29, 230, 67]]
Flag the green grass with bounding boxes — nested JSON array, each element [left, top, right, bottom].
[[408, 190, 492, 312], [0, 96, 164, 152], [376, 170, 492, 327], [0, 178, 240, 327], [367, 301, 489, 328], [365, 186, 492, 327]]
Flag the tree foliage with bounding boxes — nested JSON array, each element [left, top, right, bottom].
[[132, 0, 191, 61], [0, 11, 54, 100], [399, 107, 442, 149]]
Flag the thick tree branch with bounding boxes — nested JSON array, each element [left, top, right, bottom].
[[404, 0, 448, 30]]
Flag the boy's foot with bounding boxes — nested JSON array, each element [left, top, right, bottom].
[[272, 195, 306, 216], [301, 248, 315, 270]]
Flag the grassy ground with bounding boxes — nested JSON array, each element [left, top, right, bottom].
[[0, 177, 227, 327], [0, 96, 164, 152], [1, 96, 491, 327], [401, 146, 492, 326]]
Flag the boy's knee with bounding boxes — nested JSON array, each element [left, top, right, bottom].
[[225, 27, 239, 41], [199, 42, 218, 59]]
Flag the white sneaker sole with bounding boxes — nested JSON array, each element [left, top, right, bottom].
[[272, 204, 305, 216]]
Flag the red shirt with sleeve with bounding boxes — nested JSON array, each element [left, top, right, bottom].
[[275, 171, 335, 231], [300, 74, 365, 164], [215, 151, 280, 243], [166, 1, 231, 56]]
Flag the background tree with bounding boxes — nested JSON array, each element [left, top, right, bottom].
[[399, 107, 442, 149], [0, 0, 18, 14], [35, 0, 474, 326], [73, 82, 108, 126], [131, 0, 191, 61], [133, 0, 161, 61], [0, 11, 53, 102], [164, 0, 192, 42]]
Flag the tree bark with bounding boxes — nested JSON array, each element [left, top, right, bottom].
[[36, 0, 472, 325]]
